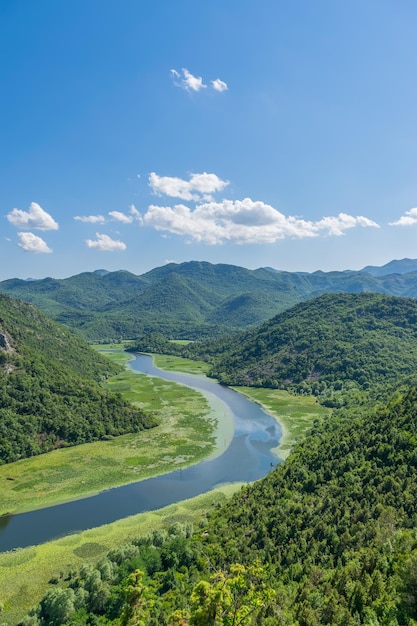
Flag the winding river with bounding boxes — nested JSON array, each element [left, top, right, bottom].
[[0, 354, 281, 552]]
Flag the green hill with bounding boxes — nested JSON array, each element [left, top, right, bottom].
[[0, 295, 156, 464], [199, 381, 417, 624], [186, 293, 417, 403], [5, 260, 417, 341]]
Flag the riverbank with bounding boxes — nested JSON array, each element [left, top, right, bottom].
[[148, 352, 330, 460], [0, 359, 223, 516], [231, 386, 331, 460], [0, 483, 242, 626]]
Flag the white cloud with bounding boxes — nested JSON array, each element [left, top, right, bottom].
[[129, 204, 143, 223], [211, 78, 228, 92], [171, 68, 206, 92], [314, 213, 379, 236], [7, 202, 59, 231], [143, 198, 380, 245], [86, 233, 127, 251], [389, 207, 417, 226], [171, 68, 228, 93], [149, 172, 229, 201], [109, 211, 133, 224], [74, 214, 106, 224], [17, 232, 52, 253]]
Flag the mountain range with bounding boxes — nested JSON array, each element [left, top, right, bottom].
[[2, 258, 417, 341]]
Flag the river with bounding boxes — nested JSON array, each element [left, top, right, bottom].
[[0, 354, 281, 552]]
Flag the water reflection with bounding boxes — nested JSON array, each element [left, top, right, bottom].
[[0, 354, 281, 552]]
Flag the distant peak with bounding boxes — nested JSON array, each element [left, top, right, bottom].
[[361, 258, 417, 277], [93, 269, 110, 276]]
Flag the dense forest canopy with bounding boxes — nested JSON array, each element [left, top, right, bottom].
[[0, 295, 156, 464], [157, 293, 417, 406], [3, 259, 417, 341]]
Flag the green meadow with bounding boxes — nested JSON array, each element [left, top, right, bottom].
[[0, 485, 242, 625], [0, 356, 225, 516], [151, 353, 211, 375]]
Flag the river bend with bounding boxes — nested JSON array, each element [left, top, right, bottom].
[[0, 354, 281, 552]]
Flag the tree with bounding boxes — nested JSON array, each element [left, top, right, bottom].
[[120, 570, 152, 626], [189, 562, 275, 626]]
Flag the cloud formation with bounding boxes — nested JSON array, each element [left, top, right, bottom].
[[74, 206, 142, 225], [171, 68, 227, 93], [143, 198, 380, 245], [389, 207, 417, 226], [171, 68, 206, 92], [86, 233, 127, 251], [74, 214, 106, 224], [149, 172, 229, 201], [17, 232, 52, 253], [129, 204, 143, 223], [211, 78, 228, 92], [7, 202, 59, 231], [109, 211, 133, 224]]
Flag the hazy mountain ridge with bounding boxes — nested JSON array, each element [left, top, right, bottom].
[[2, 259, 417, 340], [361, 257, 417, 276]]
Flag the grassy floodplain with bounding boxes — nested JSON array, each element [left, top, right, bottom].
[[147, 354, 331, 459], [151, 353, 211, 375], [0, 351, 225, 516], [0, 485, 241, 625], [232, 386, 331, 460]]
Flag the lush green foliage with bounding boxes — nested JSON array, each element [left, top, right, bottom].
[[19, 523, 277, 626], [5, 260, 417, 341], [0, 296, 156, 464], [185, 293, 417, 402], [200, 384, 417, 624], [19, 380, 417, 625], [11, 289, 417, 624]]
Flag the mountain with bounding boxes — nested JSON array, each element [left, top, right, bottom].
[[191, 293, 417, 400], [361, 257, 417, 276], [3, 259, 417, 341], [0, 295, 156, 464]]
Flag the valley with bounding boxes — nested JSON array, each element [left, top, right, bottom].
[[4, 2, 417, 621], [2, 260, 417, 623], [0, 341, 326, 623]]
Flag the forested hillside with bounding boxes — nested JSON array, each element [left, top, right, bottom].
[[20, 377, 417, 624], [0, 295, 156, 464], [181, 293, 417, 404], [9, 286, 417, 624], [4, 260, 417, 340]]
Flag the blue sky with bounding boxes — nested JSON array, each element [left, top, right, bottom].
[[2, 0, 417, 280]]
